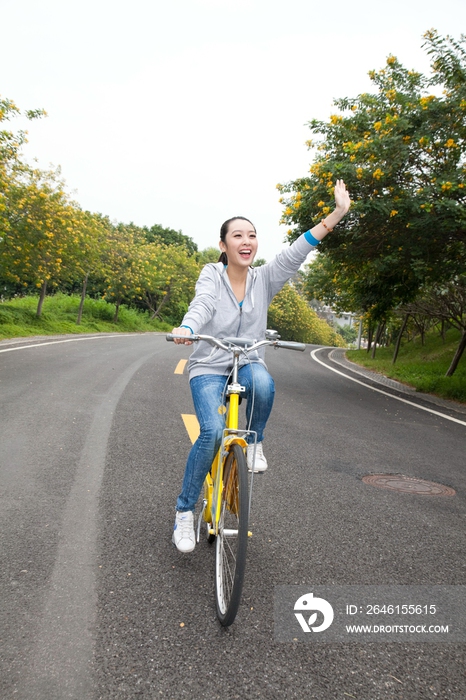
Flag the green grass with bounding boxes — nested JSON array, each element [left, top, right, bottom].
[[346, 328, 466, 404], [0, 294, 172, 339]]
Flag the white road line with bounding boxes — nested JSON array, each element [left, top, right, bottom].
[[310, 348, 466, 428], [0, 334, 140, 353]]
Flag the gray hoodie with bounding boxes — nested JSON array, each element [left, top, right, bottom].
[[182, 232, 317, 380]]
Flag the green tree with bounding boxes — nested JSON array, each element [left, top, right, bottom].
[[136, 242, 199, 322], [1, 96, 47, 296], [102, 223, 144, 322], [267, 283, 345, 346], [400, 275, 466, 376], [1, 165, 84, 316], [278, 30, 466, 324], [71, 212, 111, 324], [197, 247, 220, 265], [145, 223, 198, 256]]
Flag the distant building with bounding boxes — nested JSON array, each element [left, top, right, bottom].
[[309, 302, 356, 328]]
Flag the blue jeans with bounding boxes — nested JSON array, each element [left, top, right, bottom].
[[176, 363, 275, 512]]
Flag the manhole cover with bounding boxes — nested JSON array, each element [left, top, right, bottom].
[[362, 474, 456, 496]]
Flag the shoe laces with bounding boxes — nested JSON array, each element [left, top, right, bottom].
[[176, 512, 194, 539]]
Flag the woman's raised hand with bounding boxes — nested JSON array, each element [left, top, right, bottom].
[[334, 179, 351, 217]]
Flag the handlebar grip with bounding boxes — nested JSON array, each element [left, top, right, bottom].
[[275, 340, 306, 352], [166, 333, 198, 342]]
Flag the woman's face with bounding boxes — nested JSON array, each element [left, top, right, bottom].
[[220, 219, 258, 268]]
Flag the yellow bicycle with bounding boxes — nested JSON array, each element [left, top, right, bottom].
[[167, 330, 305, 625]]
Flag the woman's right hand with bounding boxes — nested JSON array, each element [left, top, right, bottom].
[[171, 327, 194, 345]]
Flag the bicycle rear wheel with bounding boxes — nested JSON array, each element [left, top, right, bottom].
[[215, 442, 249, 626]]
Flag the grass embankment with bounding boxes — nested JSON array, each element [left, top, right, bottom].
[[0, 294, 172, 340], [346, 328, 466, 404]]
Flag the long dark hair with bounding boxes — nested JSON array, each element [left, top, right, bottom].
[[218, 216, 256, 264]]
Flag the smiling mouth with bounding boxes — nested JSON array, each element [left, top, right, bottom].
[[239, 250, 251, 257]]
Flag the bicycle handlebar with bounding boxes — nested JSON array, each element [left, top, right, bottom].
[[166, 333, 306, 353]]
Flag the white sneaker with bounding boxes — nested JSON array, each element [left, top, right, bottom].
[[172, 511, 195, 553], [247, 442, 268, 472]]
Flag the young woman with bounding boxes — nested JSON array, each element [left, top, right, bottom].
[[171, 180, 351, 552]]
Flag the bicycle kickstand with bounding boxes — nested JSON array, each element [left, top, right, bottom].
[[196, 499, 207, 543]]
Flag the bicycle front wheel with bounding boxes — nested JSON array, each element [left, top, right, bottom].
[[215, 442, 249, 626]]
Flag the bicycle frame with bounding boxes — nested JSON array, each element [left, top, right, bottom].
[[202, 344, 255, 541]]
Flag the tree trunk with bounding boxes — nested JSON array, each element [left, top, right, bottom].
[[366, 324, 373, 353], [36, 280, 47, 317], [445, 329, 466, 377], [356, 319, 363, 349], [392, 314, 409, 365], [371, 323, 384, 359], [113, 298, 121, 323], [440, 320, 446, 342], [149, 293, 170, 320], [76, 273, 89, 325]]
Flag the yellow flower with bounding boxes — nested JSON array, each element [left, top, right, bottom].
[[317, 201, 325, 208], [420, 95, 436, 109], [441, 182, 452, 191], [356, 167, 363, 180], [373, 168, 384, 180], [386, 55, 397, 65], [390, 210, 398, 217], [374, 121, 382, 131], [445, 139, 456, 148]]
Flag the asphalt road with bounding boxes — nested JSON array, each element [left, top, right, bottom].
[[1, 333, 465, 700]]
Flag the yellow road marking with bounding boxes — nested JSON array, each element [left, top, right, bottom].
[[174, 359, 188, 374], [181, 414, 200, 444]]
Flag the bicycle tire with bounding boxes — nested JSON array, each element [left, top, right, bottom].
[[215, 443, 249, 626]]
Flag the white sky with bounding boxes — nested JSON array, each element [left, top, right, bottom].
[[3, 0, 465, 261]]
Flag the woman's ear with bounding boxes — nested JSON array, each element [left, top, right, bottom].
[[219, 239, 226, 253]]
